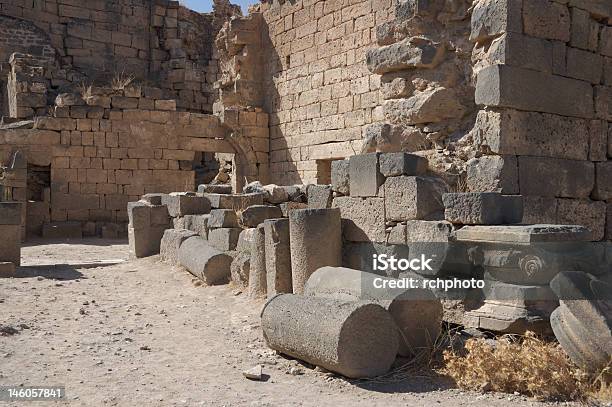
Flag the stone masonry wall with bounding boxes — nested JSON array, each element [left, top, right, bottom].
[[260, 0, 396, 184]]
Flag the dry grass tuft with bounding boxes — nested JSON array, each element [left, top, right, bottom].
[[111, 70, 135, 90], [441, 331, 610, 402], [77, 81, 92, 100]]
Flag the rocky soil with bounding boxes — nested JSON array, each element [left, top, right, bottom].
[[0, 239, 580, 406]]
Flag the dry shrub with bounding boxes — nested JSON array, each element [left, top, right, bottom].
[[77, 81, 92, 100], [442, 331, 610, 402], [111, 70, 135, 90]]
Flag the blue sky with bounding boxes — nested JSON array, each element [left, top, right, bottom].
[[182, 0, 258, 14]]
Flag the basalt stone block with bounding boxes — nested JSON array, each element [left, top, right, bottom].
[[289, 209, 342, 294], [178, 237, 232, 285], [183, 214, 210, 238], [208, 227, 241, 251], [470, 0, 522, 43], [594, 161, 612, 200], [366, 36, 446, 75], [197, 184, 232, 194], [203, 193, 265, 211], [265, 218, 292, 297], [443, 192, 523, 225], [127, 201, 150, 230], [261, 294, 398, 378], [237, 228, 256, 252], [349, 153, 384, 197], [230, 251, 250, 288], [0, 225, 21, 265], [466, 155, 519, 194], [456, 224, 592, 244], [128, 224, 166, 258], [342, 241, 410, 277], [150, 205, 171, 226], [331, 159, 350, 195], [379, 152, 428, 177], [208, 209, 239, 228], [240, 205, 282, 227], [248, 223, 267, 298], [0, 202, 22, 225], [304, 266, 442, 357], [556, 198, 606, 241], [518, 156, 594, 198], [307, 185, 333, 209], [333, 197, 386, 243], [279, 202, 308, 217], [141, 193, 165, 205], [383, 176, 448, 221], [160, 228, 198, 265], [162, 193, 211, 217]]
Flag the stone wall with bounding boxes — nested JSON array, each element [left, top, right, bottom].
[[260, 0, 396, 184]]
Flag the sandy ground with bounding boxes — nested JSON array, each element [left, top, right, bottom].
[[0, 239, 581, 406]]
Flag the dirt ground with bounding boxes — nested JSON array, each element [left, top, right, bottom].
[[0, 239, 581, 406]]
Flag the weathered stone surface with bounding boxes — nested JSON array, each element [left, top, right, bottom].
[[240, 205, 282, 227], [307, 185, 333, 209], [475, 65, 594, 119], [522, 196, 558, 224], [333, 197, 386, 243], [203, 193, 265, 211], [518, 157, 594, 199], [456, 225, 592, 244], [470, 0, 522, 43], [128, 202, 151, 229], [197, 184, 232, 194], [479, 32, 552, 73], [379, 152, 428, 177], [279, 202, 308, 217], [141, 193, 165, 205], [262, 184, 289, 204], [556, 199, 606, 241], [349, 153, 383, 197], [264, 218, 292, 297], [383, 176, 447, 221], [471, 109, 591, 161], [331, 159, 350, 195], [237, 228, 255, 252], [366, 36, 446, 75], [261, 294, 398, 378], [342, 242, 410, 277], [304, 266, 443, 357], [361, 123, 428, 154], [128, 224, 166, 258], [183, 214, 210, 238], [248, 223, 266, 298], [162, 193, 211, 217], [550, 271, 611, 373], [230, 251, 250, 288], [208, 209, 239, 228], [208, 227, 241, 251], [523, 0, 570, 42], [0, 262, 16, 277], [0, 225, 21, 265], [178, 236, 232, 285], [42, 221, 82, 239], [384, 88, 465, 125], [443, 193, 523, 225], [466, 155, 518, 194], [289, 209, 342, 294], [566, 47, 603, 84], [160, 228, 197, 265], [594, 162, 612, 200], [0, 202, 22, 225], [406, 220, 454, 242]]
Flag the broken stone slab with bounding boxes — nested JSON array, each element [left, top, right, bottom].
[[202, 193, 265, 211], [230, 251, 250, 288], [366, 36, 446, 75], [261, 294, 398, 378], [0, 202, 22, 225], [469, 0, 522, 44], [242, 365, 263, 381], [464, 301, 554, 335], [307, 184, 333, 209], [262, 184, 289, 204], [240, 205, 282, 227], [333, 197, 386, 243], [383, 88, 466, 125], [265, 218, 292, 297], [208, 209, 239, 228], [197, 184, 232, 194], [279, 202, 308, 217], [237, 228, 255, 252], [248, 223, 267, 299], [208, 227, 241, 251], [141, 193, 165, 205], [383, 176, 448, 221], [466, 155, 519, 194], [42, 221, 82, 239], [304, 266, 443, 357], [183, 214, 210, 238], [455, 224, 592, 244], [162, 193, 211, 217], [178, 236, 232, 285], [289, 208, 342, 294], [550, 271, 611, 373], [443, 192, 523, 225], [349, 153, 384, 197], [160, 229, 198, 265], [331, 159, 350, 195], [379, 152, 428, 177], [0, 262, 16, 277]]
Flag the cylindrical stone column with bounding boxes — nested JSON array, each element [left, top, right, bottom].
[[264, 218, 292, 297], [261, 294, 398, 378], [248, 223, 266, 299], [178, 236, 232, 285], [304, 266, 442, 357], [289, 208, 341, 293]]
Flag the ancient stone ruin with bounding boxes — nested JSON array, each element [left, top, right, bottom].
[[0, 0, 610, 393]]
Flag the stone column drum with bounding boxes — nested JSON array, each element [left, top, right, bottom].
[[264, 218, 292, 297], [248, 223, 267, 299], [261, 294, 398, 378], [289, 208, 342, 294]]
